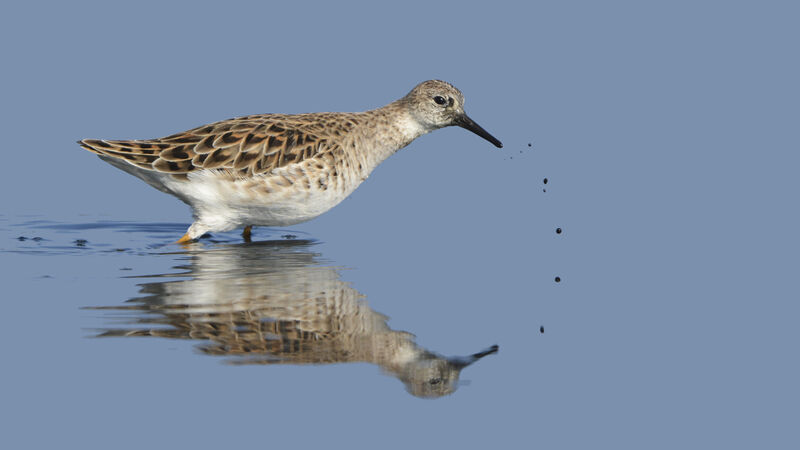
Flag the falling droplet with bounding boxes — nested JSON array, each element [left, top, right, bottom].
[[554, 276, 561, 283], [556, 228, 562, 234], [527, 143, 532, 147], [539, 326, 544, 334], [543, 178, 548, 184]]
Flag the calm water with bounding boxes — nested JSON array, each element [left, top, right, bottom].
[[3, 219, 499, 394], [4, 206, 798, 448], [3, 218, 520, 447]]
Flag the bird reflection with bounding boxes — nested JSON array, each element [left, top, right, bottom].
[[90, 239, 497, 398]]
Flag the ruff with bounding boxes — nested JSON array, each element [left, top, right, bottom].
[[79, 80, 502, 242]]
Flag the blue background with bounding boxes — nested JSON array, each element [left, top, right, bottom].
[[1, 1, 798, 448]]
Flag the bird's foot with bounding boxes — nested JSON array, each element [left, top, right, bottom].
[[242, 226, 252, 242], [176, 233, 195, 244]]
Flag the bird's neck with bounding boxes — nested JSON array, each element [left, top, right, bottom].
[[354, 101, 431, 172]]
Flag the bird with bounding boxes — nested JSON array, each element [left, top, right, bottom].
[[78, 80, 502, 243]]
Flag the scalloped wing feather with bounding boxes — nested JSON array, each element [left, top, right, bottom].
[[79, 113, 360, 177]]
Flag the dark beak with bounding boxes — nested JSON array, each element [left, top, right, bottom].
[[456, 114, 503, 148], [449, 344, 499, 369]]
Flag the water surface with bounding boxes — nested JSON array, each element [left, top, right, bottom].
[[3, 219, 499, 398]]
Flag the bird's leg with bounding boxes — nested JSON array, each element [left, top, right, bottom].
[[176, 221, 208, 244], [176, 233, 194, 244], [242, 225, 252, 242]]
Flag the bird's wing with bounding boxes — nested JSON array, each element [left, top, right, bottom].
[[78, 113, 358, 177]]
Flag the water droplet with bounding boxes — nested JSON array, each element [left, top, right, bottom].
[[543, 178, 548, 184], [556, 228, 562, 234], [554, 276, 561, 283], [539, 326, 544, 334]]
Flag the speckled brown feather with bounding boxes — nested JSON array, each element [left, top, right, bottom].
[[78, 113, 362, 178]]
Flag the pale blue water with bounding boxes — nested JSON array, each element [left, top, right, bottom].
[[2, 1, 799, 448]]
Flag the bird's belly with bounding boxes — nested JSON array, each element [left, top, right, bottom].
[[168, 170, 361, 229], [234, 188, 350, 226]]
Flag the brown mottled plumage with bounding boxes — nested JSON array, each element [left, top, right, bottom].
[[79, 113, 359, 178], [79, 80, 502, 242]]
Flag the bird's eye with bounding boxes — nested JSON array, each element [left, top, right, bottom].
[[429, 377, 442, 385], [433, 96, 447, 105]]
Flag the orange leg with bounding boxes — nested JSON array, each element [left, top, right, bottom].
[[176, 233, 194, 244], [242, 226, 252, 242]]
